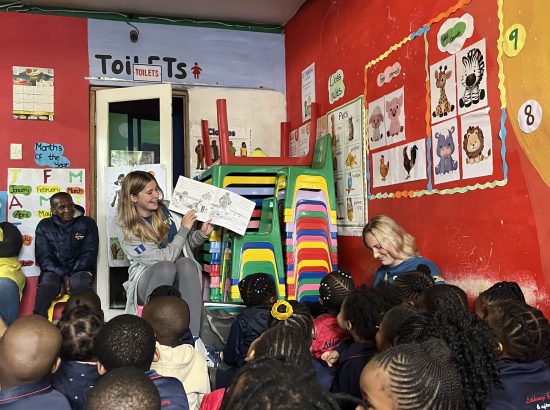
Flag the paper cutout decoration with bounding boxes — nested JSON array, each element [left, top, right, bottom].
[[328, 69, 345, 104], [368, 96, 387, 150], [34, 142, 71, 168], [430, 56, 458, 124], [456, 39, 488, 116], [460, 108, 493, 179], [384, 87, 406, 145], [518, 100, 543, 134], [437, 13, 474, 54], [504, 24, 527, 57], [377, 62, 402, 86], [432, 118, 460, 185], [397, 139, 427, 182]]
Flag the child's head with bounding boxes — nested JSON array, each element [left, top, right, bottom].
[[0, 221, 23, 258], [418, 284, 468, 313], [269, 300, 314, 342], [484, 299, 550, 362], [95, 314, 156, 372], [319, 269, 355, 314], [361, 338, 465, 410], [147, 285, 182, 301], [393, 264, 435, 305], [376, 304, 419, 352], [57, 305, 103, 362], [396, 310, 501, 409], [63, 290, 103, 320], [474, 281, 526, 319], [85, 366, 160, 410], [250, 326, 312, 369], [142, 296, 190, 347], [238, 273, 277, 307], [0, 315, 62, 389], [220, 358, 341, 410], [337, 285, 386, 342]]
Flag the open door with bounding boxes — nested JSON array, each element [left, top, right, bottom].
[[95, 84, 173, 319]]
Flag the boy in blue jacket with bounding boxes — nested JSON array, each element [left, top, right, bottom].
[[34, 192, 99, 316], [95, 314, 189, 410]]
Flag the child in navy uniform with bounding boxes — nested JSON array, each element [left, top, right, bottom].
[[85, 366, 160, 410], [222, 273, 277, 368], [52, 305, 103, 410], [483, 299, 550, 409], [94, 314, 189, 410], [0, 315, 70, 409]]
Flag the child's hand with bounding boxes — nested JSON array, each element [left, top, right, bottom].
[[321, 350, 340, 367], [200, 219, 214, 236], [182, 210, 197, 229]]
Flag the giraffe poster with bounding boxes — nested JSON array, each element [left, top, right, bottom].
[[430, 55, 458, 124]]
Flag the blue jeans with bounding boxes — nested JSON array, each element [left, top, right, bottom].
[[0, 277, 21, 325]]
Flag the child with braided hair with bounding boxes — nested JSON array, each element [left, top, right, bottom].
[[360, 338, 466, 409], [418, 283, 469, 313], [375, 304, 420, 352], [312, 269, 355, 359], [392, 264, 435, 307], [474, 281, 526, 319], [483, 299, 550, 409], [395, 309, 501, 410], [221, 273, 277, 369]]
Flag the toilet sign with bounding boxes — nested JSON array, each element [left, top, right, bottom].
[[133, 64, 162, 82]]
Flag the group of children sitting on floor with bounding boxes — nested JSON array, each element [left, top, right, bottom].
[[1, 266, 549, 410]]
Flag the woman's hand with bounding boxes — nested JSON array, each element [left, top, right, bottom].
[[182, 209, 198, 229], [200, 219, 214, 236]]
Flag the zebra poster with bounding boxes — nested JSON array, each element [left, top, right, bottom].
[[456, 39, 488, 116]]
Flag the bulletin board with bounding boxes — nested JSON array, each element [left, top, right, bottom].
[[7, 168, 86, 277], [364, 0, 508, 199]]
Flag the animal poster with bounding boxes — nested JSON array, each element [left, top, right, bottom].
[[368, 96, 387, 150], [189, 123, 250, 178], [460, 108, 493, 180], [170, 176, 255, 236], [430, 55, 458, 124], [7, 168, 86, 276], [104, 165, 167, 267], [372, 147, 399, 188], [396, 139, 427, 183], [12, 66, 54, 121], [383, 87, 406, 145], [456, 39, 488, 116], [432, 118, 461, 185], [328, 97, 367, 236]]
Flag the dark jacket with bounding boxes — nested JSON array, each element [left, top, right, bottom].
[[52, 360, 100, 410], [331, 340, 377, 409], [35, 205, 99, 277], [487, 359, 550, 409], [146, 369, 189, 410], [222, 306, 271, 368], [0, 377, 71, 409]]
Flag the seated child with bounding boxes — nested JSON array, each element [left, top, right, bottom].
[[392, 264, 435, 307], [52, 305, 104, 410], [375, 304, 419, 352], [142, 296, 210, 410], [62, 289, 104, 320], [311, 270, 354, 359], [360, 338, 465, 409], [85, 366, 160, 410], [418, 283, 468, 313], [94, 314, 190, 410], [0, 221, 25, 325], [222, 273, 277, 368], [474, 281, 526, 319], [269, 299, 315, 342], [0, 315, 70, 409], [483, 299, 550, 409], [323, 286, 384, 405]]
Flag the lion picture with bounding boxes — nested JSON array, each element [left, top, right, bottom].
[[463, 125, 491, 164]]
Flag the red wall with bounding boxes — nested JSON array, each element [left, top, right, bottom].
[[0, 13, 90, 314], [285, 0, 550, 312]]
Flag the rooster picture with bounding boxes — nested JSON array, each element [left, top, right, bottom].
[[379, 155, 390, 182], [403, 145, 418, 179]]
